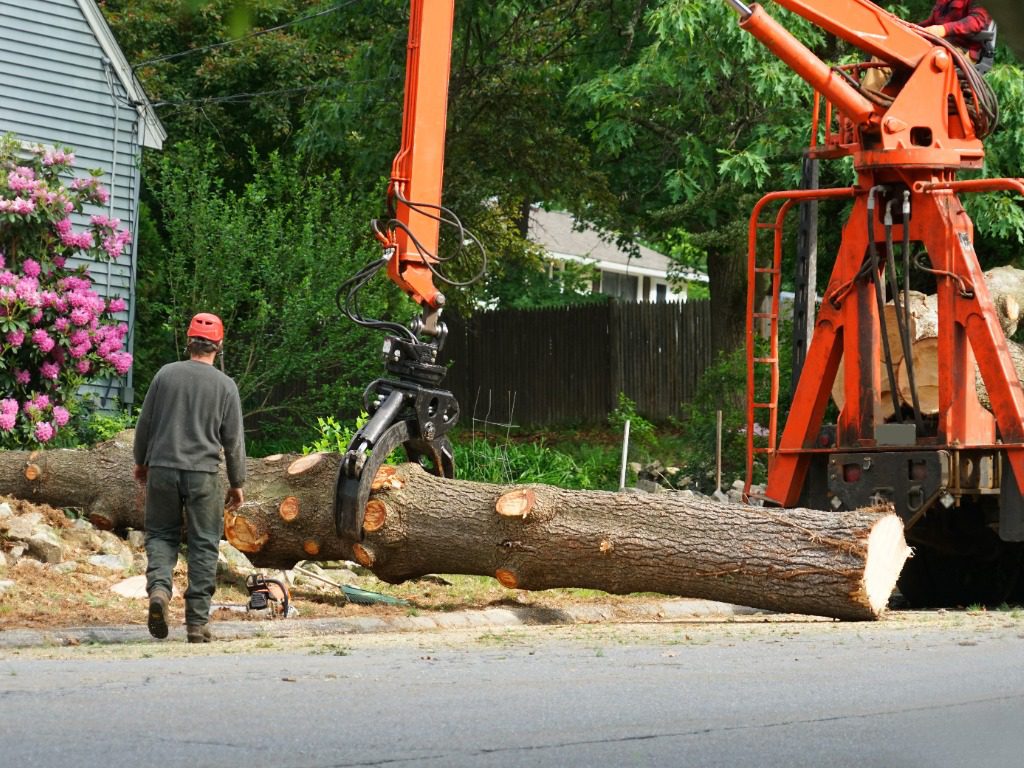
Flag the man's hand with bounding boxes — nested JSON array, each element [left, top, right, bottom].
[[133, 464, 148, 484], [924, 24, 947, 37], [225, 487, 244, 512]]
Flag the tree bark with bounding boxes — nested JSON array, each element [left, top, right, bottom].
[[0, 434, 910, 620]]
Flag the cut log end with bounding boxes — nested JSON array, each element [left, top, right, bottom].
[[371, 465, 402, 491], [302, 538, 321, 557], [224, 510, 268, 554], [495, 568, 519, 589], [363, 499, 388, 532], [495, 489, 536, 519], [24, 463, 41, 481], [859, 514, 912, 616], [287, 453, 324, 476], [278, 496, 300, 522], [352, 543, 374, 567]]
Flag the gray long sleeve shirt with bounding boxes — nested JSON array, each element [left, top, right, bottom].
[[133, 360, 247, 487]]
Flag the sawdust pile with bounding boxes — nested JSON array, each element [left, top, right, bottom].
[[0, 495, 521, 631]]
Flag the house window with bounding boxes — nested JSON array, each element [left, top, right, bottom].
[[655, 284, 668, 303], [600, 272, 638, 301]]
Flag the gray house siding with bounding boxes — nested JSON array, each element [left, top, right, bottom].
[[0, 0, 164, 409]]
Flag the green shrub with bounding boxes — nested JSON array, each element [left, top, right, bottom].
[[77, 409, 137, 444]]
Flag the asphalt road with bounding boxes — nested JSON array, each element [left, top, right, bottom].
[[2, 614, 1022, 768]]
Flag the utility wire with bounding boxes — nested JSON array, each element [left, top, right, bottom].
[[133, 0, 363, 70], [150, 75, 397, 108]]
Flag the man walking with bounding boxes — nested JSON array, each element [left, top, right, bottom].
[[133, 313, 246, 643]]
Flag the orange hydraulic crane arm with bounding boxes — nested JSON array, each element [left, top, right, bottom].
[[377, 0, 456, 320], [335, 0, 471, 544], [772, 0, 932, 69]]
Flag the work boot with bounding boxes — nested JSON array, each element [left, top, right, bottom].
[[186, 624, 214, 643], [147, 589, 170, 640]]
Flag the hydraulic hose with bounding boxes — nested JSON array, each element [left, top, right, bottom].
[[868, 188, 901, 423], [899, 191, 925, 430]]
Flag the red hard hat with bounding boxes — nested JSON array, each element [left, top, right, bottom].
[[187, 312, 224, 343]]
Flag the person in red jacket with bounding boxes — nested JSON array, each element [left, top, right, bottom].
[[921, 1, 993, 64]]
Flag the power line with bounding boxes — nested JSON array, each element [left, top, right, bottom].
[[150, 75, 398, 108], [133, 0, 364, 70]]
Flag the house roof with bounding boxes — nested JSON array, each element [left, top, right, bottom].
[[527, 207, 707, 282], [77, 0, 166, 150]]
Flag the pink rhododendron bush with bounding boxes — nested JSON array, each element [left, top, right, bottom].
[[0, 135, 133, 447]]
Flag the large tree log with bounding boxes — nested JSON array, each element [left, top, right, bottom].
[[0, 433, 910, 620], [830, 267, 1024, 419], [896, 335, 1024, 416]]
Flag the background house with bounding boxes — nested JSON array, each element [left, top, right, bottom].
[[0, 0, 165, 409], [527, 207, 707, 302]]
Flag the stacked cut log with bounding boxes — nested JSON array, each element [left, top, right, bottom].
[[832, 266, 1024, 418], [0, 434, 911, 620]]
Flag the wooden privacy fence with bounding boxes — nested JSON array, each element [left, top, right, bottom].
[[440, 300, 713, 427]]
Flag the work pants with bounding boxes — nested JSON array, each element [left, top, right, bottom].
[[144, 467, 224, 626]]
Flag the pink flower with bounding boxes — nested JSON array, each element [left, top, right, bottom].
[[14, 369, 30, 385], [75, 360, 91, 375], [5, 329, 24, 347], [21, 259, 40, 278], [0, 271, 15, 287], [40, 361, 60, 380], [34, 421, 54, 443], [52, 406, 70, 427], [31, 328, 55, 353], [0, 412, 15, 432], [70, 307, 91, 326], [109, 351, 133, 375], [11, 197, 35, 214], [107, 297, 126, 314], [0, 398, 18, 416], [43, 149, 74, 167]]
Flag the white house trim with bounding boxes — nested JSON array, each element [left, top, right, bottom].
[[76, 0, 166, 150]]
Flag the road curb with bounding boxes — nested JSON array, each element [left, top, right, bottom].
[[0, 599, 762, 649]]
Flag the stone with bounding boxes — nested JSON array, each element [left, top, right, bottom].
[[218, 541, 255, 575], [2, 516, 37, 541], [27, 527, 64, 564], [0, 579, 16, 596], [98, 530, 130, 557], [51, 561, 78, 574], [0, 501, 12, 520], [88, 554, 130, 573], [110, 574, 148, 599], [126, 529, 145, 550]]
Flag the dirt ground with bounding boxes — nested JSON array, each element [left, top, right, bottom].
[[0, 494, 656, 631]]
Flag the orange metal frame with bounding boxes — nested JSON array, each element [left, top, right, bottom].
[[739, 1, 1024, 505]]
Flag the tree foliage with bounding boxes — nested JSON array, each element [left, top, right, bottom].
[[98, 0, 1024, 441], [139, 142, 406, 452]]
